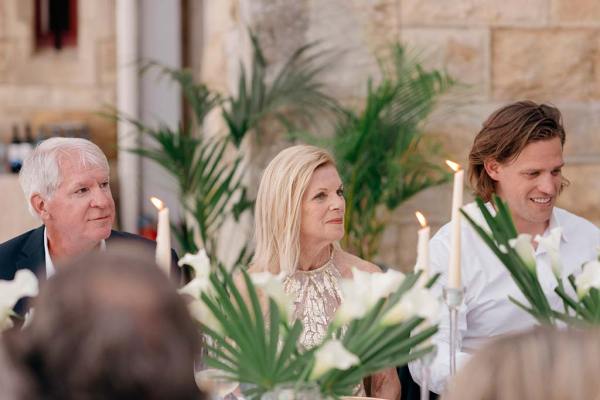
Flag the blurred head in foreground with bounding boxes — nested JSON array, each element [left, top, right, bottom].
[[443, 326, 600, 400], [4, 244, 204, 400]]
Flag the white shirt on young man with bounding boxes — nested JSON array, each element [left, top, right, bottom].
[[43, 227, 106, 278], [409, 202, 600, 394]]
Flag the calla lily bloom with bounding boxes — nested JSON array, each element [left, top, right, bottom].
[[250, 272, 293, 319], [178, 249, 213, 300], [0, 270, 39, 332], [509, 234, 537, 272], [178, 249, 211, 279], [535, 227, 563, 278], [380, 286, 440, 326], [310, 339, 359, 380], [575, 260, 600, 299], [334, 267, 405, 326]]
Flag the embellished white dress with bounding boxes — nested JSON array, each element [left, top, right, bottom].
[[283, 259, 366, 396]]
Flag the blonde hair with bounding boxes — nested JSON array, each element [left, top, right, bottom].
[[443, 327, 600, 400], [253, 144, 336, 275]]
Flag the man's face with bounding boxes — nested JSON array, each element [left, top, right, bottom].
[[42, 154, 115, 249], [486, 137, 564, 234]]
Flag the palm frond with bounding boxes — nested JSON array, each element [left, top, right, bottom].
[[222, 30, 339, 148]]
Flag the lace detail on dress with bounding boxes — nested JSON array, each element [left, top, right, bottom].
[[283, 259, 342, 350], [283, 259, 366, 396]]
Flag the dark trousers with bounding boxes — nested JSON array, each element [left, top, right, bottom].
[[397, 365, 438, 400]]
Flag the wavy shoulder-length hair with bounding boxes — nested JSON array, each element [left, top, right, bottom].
[[252, 144, 336, 275]]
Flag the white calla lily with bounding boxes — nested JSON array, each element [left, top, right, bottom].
[[334, 268, 405, 326], [188, 299, 223, 335], [380, 286, 440, 326], [575, 260, 600, 299], [250, 272, 293, 319], [310, 339, 360, 380], [178, 249, 213, 300], [509, 234, 537, 272], [535, 227, 563, 278], [0, 270, 39, 332], [178, 249, 211, 279], [22, 309, 34, 329]]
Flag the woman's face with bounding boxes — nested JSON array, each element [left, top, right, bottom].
[[300, 164, 345, 246]]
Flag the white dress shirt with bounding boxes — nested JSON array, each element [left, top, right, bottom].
[[43, 227, 106, 278], [409, 203, 600, 394]]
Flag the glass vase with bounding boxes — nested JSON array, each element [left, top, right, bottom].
[[260, 382, 323, 400]]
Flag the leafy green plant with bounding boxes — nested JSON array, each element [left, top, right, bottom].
[[222, 32, 338, 148], [303, 45, 455, 260], [461, 196, 556, 325], [122, 118, 246, 261], [113, 31, 337, 269], [462, 195, 600, 326], [195, 263, 439, 399]]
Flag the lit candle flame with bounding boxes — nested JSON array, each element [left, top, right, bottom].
[[150, 196, 164, 210], [415, 211, 428, 228], [445, 160, 461, 172]]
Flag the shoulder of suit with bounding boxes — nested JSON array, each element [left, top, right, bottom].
[[0, 226, 43, 254], [109, 230, 155, 244]]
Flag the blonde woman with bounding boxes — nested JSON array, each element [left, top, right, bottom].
[[250, 144, 401, 399], [443, 327, 600, 400]]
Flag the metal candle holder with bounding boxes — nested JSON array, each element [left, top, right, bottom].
[[442, 286, 464, 376]]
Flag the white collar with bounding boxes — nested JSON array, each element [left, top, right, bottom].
[[43, 227, 106, 278]]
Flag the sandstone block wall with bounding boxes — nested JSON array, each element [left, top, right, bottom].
[[198, 0, 600, 271], [0, 0, 116, 147]]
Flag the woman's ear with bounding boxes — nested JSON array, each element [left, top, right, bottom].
[[483, 159, 502, 181]]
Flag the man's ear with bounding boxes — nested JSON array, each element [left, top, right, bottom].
[[483, 159, 502, 181], [31, 194, 50, 221]]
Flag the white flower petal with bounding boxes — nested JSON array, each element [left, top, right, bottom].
[[381, 287, 440, 326], [250, 272, 293, 319], [535, 228, 563, 278], [369, 269, 405, 304], [178, 277, 212, 300], [509, 234, 536, 271], [310, 339, 359, 380], [0, 270, 39, 332], [22, 309, 34, 330], [178, 249, 211, 279], [575, 260, 600, 299]]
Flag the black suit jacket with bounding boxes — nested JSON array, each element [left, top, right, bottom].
[[0, 226, 180, 314]]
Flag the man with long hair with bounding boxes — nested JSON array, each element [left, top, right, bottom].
[[409, 101, 600, 394]]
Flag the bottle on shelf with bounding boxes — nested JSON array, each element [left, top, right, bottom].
[[20, 123, 34, 163], [8, 125, 22, 173]]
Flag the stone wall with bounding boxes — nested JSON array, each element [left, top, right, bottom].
[[0, 0, 116, 152], [197, 0, 600, 272]]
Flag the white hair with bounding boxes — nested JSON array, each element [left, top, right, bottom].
[[19, 137, 109, 217]]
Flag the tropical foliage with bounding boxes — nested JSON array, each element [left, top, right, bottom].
[[181, 249, 440, 399], [119, 31, 334, 267], [462, 196, 600, 326], [302, 45, 456, 260]]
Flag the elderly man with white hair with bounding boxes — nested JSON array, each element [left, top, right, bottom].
[[0, 137, 178, 289]]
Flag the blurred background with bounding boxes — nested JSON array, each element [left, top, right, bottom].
[[1, 0, 599, 272]]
